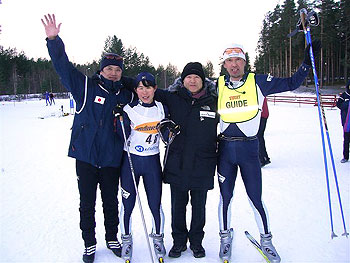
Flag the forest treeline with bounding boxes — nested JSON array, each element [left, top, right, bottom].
[[0, 36, 215, 96], [254, 0, 349, 87], [0, 0, 349, 96]]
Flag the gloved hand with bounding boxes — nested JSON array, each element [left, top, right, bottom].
[[304, 39, 321, 66], [113, 104, 124, 117], [156, 119, 180, 136]]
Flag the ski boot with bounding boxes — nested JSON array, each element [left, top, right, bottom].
[[121, 234, 133, 263], [82, 244, 96, 263], [260, 232, 281, 263], [150, 233, 166, 263], [219, 228, 233, 263]]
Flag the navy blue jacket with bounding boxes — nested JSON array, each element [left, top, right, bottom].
[[336, 89, 350, 127], [46, 36, 134, 168]]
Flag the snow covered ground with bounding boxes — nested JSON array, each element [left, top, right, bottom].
[[1, 94, 349, 263]]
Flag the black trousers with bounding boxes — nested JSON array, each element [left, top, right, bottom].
[[170, 185, 208, 246], [343, 131, 350, 160], [76, 160, 120, 247]]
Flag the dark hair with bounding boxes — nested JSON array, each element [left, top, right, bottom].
[[138, 79, 155, 88]]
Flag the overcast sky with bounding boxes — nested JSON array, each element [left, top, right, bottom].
[[0, 0, 282, 75]]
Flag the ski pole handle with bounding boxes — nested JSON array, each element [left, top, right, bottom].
[[300, 8, 308, 31]]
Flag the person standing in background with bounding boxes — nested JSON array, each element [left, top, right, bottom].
[[257, 97, 270, 167], [45, 91, 50, 106], [336, 80, 350, 163]]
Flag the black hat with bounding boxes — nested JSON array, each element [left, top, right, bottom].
[[100, 53, 124, 71], [181, 62, 205, 83]]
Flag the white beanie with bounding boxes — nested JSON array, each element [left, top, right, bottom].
[[222, 43, 246, 61]]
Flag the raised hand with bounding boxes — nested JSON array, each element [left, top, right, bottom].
[[41, 14, 61, 40]]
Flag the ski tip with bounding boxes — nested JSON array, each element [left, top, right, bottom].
[[125, 260, 131, 263], [244, 231, 249, 234], [223, 260, 229, 263], [158, 257, 164, 263]]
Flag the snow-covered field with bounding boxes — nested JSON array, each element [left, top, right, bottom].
[[1, 94, 349, 263]]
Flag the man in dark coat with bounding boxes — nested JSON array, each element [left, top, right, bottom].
[[155, 62, 219, 259], [41, 14, 134, 263]]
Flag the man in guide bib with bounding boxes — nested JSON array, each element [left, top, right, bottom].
[[216, 42, 320, 263]]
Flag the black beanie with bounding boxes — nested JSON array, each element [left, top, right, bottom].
[[181, 62, 205, 83], [100, 53, 124, 71]]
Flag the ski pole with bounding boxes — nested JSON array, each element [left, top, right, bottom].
[[119, 115, 156, 262], [163, 131, 173, 168], [302, 9, 348, 238], [156, 119, 180, 170], [300, 9, 348, 238], [318, 95, 349, 238]]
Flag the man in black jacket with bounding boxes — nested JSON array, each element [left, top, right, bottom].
[[155, 62, 219, 259]]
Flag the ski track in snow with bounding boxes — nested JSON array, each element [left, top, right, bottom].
[[1, 94, 349, 263]]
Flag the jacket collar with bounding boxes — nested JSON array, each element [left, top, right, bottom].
[[94, 74, 123, 93]]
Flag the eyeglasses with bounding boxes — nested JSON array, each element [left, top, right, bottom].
[[104, 54, 123, 61], [223, 48, 245, 55]]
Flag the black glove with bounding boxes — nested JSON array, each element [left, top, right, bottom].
[[304, 39, 321, 66], [113, 104, 124, 117], [157, 119, 180, 135]]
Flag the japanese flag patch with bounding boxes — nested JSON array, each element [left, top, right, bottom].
[[94, 96, 105, 105]]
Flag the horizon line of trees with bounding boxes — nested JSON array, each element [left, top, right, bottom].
[[0, 36, 215, 96], [1, 0, 349, 96], [254, 0, 349, 87]]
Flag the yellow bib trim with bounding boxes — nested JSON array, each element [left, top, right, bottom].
[[218, 73, 259, 123]]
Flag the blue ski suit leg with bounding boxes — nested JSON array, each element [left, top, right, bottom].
[[217, 139, 270, 234], [120, 152, 164, 235]]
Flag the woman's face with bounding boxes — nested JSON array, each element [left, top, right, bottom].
[[135, 81, 156, 104]]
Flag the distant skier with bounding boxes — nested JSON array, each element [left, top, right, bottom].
[[216, 41, 320, 263], [49, 92, 55, 105], [45, 91, 50, 106], [336, 80, 350, 163], [115, 72, 169, 263]]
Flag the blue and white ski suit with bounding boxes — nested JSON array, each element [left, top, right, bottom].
[[117, 99, 166, 235], [217, 63, 310, 234]]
